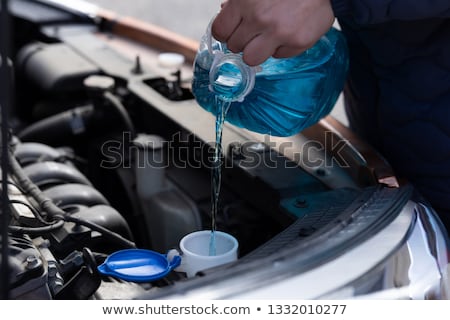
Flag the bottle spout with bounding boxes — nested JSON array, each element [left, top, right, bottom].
[[208, 52, 256, 102], [202, 16, 256, 102]]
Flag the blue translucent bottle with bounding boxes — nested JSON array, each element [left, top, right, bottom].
[[192, 25, 349, 137]]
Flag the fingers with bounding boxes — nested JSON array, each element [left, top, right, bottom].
[[212, 10, 281, 65], [241, 33, 278, 66], [211, 0, 335, 66], [273, 46, 307, 59], [225, 21, 259, 54], [211, 1, 304, 65], [211, 3, 242, 43], [213, 19, 296, 66]]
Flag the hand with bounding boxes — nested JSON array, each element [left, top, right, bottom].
[[212, 0, 335, 66]]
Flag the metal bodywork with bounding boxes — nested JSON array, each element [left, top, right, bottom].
[[0, 0, 448, 300]]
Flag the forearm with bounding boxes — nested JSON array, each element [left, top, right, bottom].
[[332, 0, 450, 24]]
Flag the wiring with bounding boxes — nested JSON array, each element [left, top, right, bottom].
[[8, 199, 54, 226], [0, 0, 12, 299], [8, 150, 136, 249], [7, 196, 135, 247], [8, 220, 65, 236], [0, 179, 26, 194], [60, 214, 135, 249], [103, 91, 137, 140]]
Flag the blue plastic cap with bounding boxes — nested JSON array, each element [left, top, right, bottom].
[[97, 249, 181, 283]]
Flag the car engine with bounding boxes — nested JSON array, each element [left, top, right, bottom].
[[3, 0, 332, 299], [3, 0, 448, 301]]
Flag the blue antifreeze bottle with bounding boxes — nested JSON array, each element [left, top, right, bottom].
[[191, 23, 349, 137]]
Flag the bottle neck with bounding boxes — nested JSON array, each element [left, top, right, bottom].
[[208, 51, 255, 102], [204, 17, 255, 102]]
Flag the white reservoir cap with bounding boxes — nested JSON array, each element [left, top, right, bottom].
[[158, 52, 185, 68]]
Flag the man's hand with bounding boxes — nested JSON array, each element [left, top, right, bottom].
[[212, 0, 335, 66]]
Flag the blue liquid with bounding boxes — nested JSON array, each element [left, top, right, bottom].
[[194, 28, 348, 255], [209, 97, 230, 256], [192, 28, 348, 137]]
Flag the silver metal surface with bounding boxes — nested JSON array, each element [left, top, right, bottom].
[[161, 200, 449, 299]]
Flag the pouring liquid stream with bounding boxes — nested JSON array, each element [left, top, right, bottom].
[[209, 96, 231, 256]]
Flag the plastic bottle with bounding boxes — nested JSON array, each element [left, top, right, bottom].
[[191, 24, 349, 137]]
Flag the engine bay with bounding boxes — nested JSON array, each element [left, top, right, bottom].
[[1, 0, 403, 299]]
